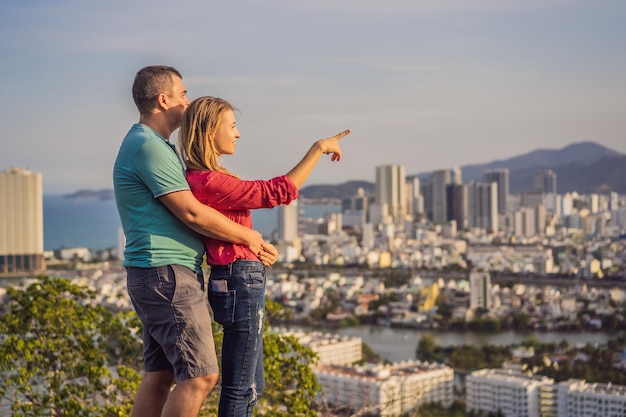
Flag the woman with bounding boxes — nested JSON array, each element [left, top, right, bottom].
[[178, 96, 349, 417]]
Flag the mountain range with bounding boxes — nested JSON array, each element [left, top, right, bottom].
[[299, 141, 626, 199]]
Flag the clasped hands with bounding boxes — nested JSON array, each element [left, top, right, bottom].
[[258, 242, 278, 267]]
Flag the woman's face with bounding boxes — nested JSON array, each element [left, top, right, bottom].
[[213, 108, 239, 156]]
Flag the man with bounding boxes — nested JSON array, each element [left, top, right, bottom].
[[113, 65, 277, 417]]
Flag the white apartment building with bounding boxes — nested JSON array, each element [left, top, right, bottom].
[[282, 329, 362, 366], [315, 361, 453, 417], [467, 369, 626, 417], [466, 368, 555, 417], [0, 167, 45, 273], [555, 379, 626, 417]]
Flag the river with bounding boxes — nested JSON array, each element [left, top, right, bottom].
[[278, 324, 617, 362]]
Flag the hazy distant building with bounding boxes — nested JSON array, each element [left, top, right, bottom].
[[469, 270, 492, 310], [561, 193, 574, 217], [375, 164, 407, 223], [0, 167, 45, 273], [514, 207, 537, 238], [446, 183, 468, 229], [278, 200, 299, 243], [609, 191, 619, 212], [521, 190, 545, 209], [467, 181, 498, 233], [450, 166, 462, 185], [405, 176, 424, 219], [534, 169, 557, 194], [431, 169, 451, 224], [421, 180, 433, 221], [483, 168, 509, 215], [342, 187, 371, 223]]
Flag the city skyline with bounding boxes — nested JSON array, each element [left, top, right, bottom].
[[1, 1, 625, 194]]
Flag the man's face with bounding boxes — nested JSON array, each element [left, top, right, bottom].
[[166, 76, 190, 129]]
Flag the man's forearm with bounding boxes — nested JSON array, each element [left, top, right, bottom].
[[159, 189, 256, 245]]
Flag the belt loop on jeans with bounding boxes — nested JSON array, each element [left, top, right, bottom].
[[228, 262, 234, 275]]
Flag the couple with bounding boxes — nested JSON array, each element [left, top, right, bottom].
[[113, 65, 350, 417]]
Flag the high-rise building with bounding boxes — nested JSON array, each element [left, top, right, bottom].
[[0, 167, 45, 273], [277, 200, 299, 243], [609, 191, 619, 212], [405, 176, 423, 219], [446, 183, 468, 229], [431, 169, 451, 224], [514, 207, 537, 238], [483, 168, 509, 215], [450, 166, 462, 184], [421, 180, 433, 221], [534, 169, 557, 193], [375, 164, 407, 223], [467, 181, 498, 233]]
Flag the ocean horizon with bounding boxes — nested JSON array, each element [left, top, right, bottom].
[[43, 195, 339, 252]]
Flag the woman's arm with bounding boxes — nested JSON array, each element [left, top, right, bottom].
[[286, 130, 350, 188], [187, 171, 298, 210]]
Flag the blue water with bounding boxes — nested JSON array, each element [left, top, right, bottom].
[[43, 195, 340, 252]]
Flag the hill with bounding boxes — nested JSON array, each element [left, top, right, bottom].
[[299, 180, 375, 200]]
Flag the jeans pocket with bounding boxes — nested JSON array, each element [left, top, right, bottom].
[[245, 271, 265, 289], [208, 289, 236, 326]]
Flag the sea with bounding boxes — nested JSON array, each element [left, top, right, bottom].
[[43, 194, 340, 252]]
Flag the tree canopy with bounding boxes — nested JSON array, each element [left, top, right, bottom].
[[0, 277, 323, 416], [0, 276, 142, 416]]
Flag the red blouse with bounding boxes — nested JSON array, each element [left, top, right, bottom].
[[185, 169, 298, 266]]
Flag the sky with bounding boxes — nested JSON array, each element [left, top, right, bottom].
[[1, 0, 625, 195]]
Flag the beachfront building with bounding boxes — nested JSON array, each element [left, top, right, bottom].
[[315, 361, 453, 417], [0, 167, 45, 273]]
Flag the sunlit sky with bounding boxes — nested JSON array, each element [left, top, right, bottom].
[[1, 0, 625, 194]]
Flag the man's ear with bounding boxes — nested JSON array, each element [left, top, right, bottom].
[[156, 92, 169, 110]]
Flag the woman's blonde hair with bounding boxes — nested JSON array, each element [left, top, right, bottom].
[[178, 96, 238, 176]]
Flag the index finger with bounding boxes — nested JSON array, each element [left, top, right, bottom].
[[331, 129, 351, 140]]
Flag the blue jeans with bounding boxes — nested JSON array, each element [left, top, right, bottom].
[[208, 260, 266, 417]]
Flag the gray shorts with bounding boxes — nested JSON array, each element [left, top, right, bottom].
[[126, 264, 218, 381]]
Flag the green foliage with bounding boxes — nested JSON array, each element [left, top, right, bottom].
[[522, 336, 626, 384], [260, 333, 321, 416], [448, 344, 510, 371], [416, 335, 445, 363], [0, 276, 142, 416], [360, 342, 383, 364], [202, 299, 322, 416], [260, 299, 322, 416]]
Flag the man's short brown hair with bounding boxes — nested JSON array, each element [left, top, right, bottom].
[[132, 65, 182, 115]]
